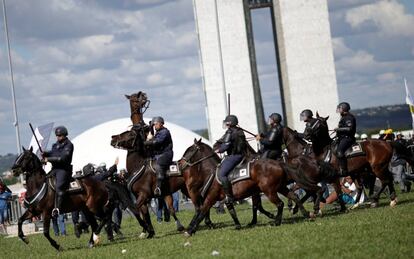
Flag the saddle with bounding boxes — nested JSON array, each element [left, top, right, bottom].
[[215, 158, 254, 185], [324, 142, 366, 163], [47, 175, 84, 195], [148, 160, 182, 177]]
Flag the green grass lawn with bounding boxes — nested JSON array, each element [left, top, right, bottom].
[[1, 191, 414, 259]]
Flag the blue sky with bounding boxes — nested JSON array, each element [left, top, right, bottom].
[[1, 0, 414, 155]]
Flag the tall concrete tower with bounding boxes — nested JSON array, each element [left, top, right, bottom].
[[193, 0, 339, 143]]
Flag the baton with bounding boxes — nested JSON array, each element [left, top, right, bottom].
[[237, 126, 256, 137], [29, 123, 43, 153]]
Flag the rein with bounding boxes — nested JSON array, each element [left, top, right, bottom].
[[180, 146, 216, 170]]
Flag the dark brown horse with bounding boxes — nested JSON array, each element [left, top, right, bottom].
[[11, 147, 114, 250], [182, 140, 315, 236], [179, 139, 276, 227], [111, 125, 189, 235], [307, 115, 399, 207]]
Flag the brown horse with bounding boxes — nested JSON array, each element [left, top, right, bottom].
[[182, 140, 315, 236], [307, 115, 399, 207], [111, 125, 190, 235], [179, 139, 276, 227], [11, 147, 114, 250]]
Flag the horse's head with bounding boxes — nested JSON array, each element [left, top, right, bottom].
[[280, 127, 310, 158], [179, 138, 219, 170], [125, 91, 150, 114], [11, 146, 42, 177], [111, 125, 147, 153]]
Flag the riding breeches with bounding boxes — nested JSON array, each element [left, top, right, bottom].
[[336, 138, 354, 158], [219, 155, 243, 183], [53, 169, 70, 193]]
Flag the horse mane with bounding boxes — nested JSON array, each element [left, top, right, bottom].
[[284, 127, 307, 146]]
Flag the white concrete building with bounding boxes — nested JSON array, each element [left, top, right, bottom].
[[193, 0, 339, 142]]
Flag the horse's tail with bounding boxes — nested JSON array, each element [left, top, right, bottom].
[[282, 162, 320, 192]]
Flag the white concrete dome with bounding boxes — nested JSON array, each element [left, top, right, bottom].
[[68, 118, 210, 173]]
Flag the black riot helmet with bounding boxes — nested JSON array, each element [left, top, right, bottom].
[[55, 126, 68, 137], [300, 109, 313, 122], [152, 116, 164, 124], [269, 113, 282, 124], [223, 115, 238, 127], [337, 102, 351, 113]]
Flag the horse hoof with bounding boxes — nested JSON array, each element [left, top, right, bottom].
[[247, 222, 256, 227], [93, 233, 100, 246], [235, 224, 241, 230], [206, 223, 215, 229], [139, 232, 146, 239], [58, 246, 64, 252], [177, 225, 185, 232], [309, 212, 316, 219], [88, 242, 94, 248], [315, 210, 323, 217], [183, 231, 191, 238], [350, 203, 359, 210], [390, 199, 398, 208], [20, 236, 29, 244], [147, 232, 155, 239], [292, 208, 299, 215], [371, 202, 378, 208]]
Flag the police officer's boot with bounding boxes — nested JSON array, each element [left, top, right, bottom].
[[222, 179, 241, 229], [338, 157, 348, 177], [222, 179, 234, 205], [52, 191, 65, 218], [154, 166, 165, 197]]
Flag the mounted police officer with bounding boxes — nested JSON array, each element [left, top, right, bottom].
[[256, 113, 284, 160], [144, 116, 173, 197], [215, 115, 247, 208], [42, 126, 74, 217], [297, 109, 320, 141], [334, 102, 356, 177]]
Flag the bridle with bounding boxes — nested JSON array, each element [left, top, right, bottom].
[[180, 144, 216, 170]]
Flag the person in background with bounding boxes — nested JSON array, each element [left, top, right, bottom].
[[52, 213, 66, 236], [0, 183, 12, 229], [360, 133, 368, 141]]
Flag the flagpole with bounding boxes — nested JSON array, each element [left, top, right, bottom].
[[404, 77, 414, 131], [2, 0, 21, 154]]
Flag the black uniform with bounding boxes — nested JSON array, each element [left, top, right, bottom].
[[144, 127, 173, 195], [44, 138, 74, 194], [336, 113, 356, 175], [259, 124, 283, 160], [43, 138, 74, 215], [217, 127, 247, 184]]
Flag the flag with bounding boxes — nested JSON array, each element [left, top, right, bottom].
[[405, 78, 414, 130], [29, 122, 54, 158]]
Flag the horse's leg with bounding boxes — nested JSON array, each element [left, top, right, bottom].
[[204, 209, 213, 228], [293, 191, 310, 215], [185, 194, 221, 236], [136, 195, 155, 239], [387, 172, 398, 207], [255, 194, 275, 220], [279, 186, 311, 218], [17, 210, 33, 244], [263, 191, 284, 226], [249, 193, 275, 227], [82, 209, 101, 248], [164, 195, 184, 231], [332, 181, 347, 212], [127, 204, 150, 235], [42, 212, 61, 251]]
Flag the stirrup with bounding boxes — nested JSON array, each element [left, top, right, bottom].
[[154, 187, 161, 197], [52, 208, 60, 217]]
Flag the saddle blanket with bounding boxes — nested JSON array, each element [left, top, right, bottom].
[[216, 159, 253, 185]]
